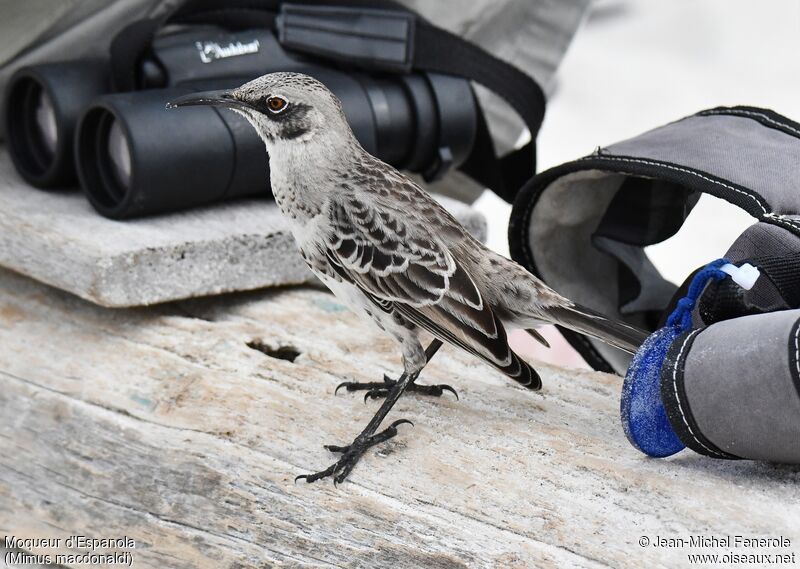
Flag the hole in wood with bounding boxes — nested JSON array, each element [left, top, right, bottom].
[[246, 340, 300, 363]]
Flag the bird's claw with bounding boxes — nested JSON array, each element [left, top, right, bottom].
[[334, 374, 393, 396], [334, 381, 356, 395], [364, 388, 387, 403], [432, 384, 459, 400], [388, 418, 414, 429], [296, 419, 414, 485], [336, 376, 458, 401]]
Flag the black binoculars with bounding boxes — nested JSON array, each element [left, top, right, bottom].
[[5, 26, 478, 218]]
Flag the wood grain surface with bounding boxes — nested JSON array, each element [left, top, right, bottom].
[[0, 268, 798, 568]]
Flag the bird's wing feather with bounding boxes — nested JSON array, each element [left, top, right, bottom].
[[326, 192, 540, 389]]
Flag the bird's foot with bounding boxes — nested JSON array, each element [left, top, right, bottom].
[[295, 419, 413, 485], [335, 374, 458, 401]]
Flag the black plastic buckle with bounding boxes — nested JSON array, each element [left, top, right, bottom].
[[276, 4, 416, 73]]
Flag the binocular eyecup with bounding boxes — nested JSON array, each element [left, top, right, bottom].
[[5, 62, 108, 188]]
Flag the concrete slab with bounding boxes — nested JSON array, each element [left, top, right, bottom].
[[0, 149, 486, 308]]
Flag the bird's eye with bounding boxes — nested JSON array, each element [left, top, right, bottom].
[[266, 96, 288, 114]]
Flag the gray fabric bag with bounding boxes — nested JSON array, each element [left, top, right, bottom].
[[509, 106, 800, 462]]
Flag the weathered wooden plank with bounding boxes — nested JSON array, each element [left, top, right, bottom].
[[0, 268, 798, 568]]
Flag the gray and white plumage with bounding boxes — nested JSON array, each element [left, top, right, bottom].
[[180, 72, 646, 389]]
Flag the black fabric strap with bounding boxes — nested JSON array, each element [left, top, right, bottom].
[[109, 17, 165, 91], [412, 20, 544, 202], [751, 254, 800, 308], [177, 8, 278, 30], [414, 22, 544, 147], [109, 0, 286, 90], [697, 253, 800, 326]]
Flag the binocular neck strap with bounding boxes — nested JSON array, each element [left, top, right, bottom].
[[411, 19, 545, 203]]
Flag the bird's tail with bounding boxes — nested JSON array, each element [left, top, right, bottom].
[[547, 303, 649, 354]]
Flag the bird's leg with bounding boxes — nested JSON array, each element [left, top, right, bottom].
[[296, 340, 442, 485], [334, 339, 457, 400]]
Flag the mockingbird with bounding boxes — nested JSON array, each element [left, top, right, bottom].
[[169, 72, 647, 485]]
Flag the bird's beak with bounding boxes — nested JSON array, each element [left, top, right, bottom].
[[166, 90, 252, 111]]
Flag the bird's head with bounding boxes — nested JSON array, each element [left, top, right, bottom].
[[167, 72, 348, 146]]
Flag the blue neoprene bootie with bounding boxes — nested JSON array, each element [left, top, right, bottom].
[[620, 259, 731, 458]]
